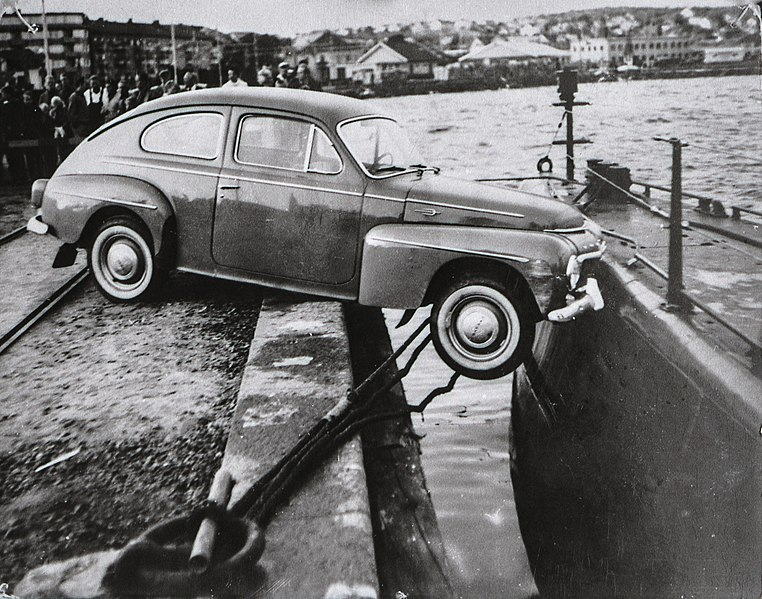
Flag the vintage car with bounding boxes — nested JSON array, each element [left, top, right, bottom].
[[28, 87, 605, 379]]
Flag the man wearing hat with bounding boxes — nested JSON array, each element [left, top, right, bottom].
[[295, 59, 320, 91], [275, 62, 293, 88]]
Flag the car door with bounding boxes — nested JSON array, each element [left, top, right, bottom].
[[212, 107, 365, 285]]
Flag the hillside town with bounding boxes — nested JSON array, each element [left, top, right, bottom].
[[0, 5, 759, 183], [1, 5, 759, 90]]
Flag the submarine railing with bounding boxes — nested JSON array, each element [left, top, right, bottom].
[[484, 145, 761, 361], [633, 179, 762, 221], [584, 140, 762, 361]]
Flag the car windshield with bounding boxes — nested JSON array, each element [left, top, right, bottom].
[[339, 117, 427, 176]]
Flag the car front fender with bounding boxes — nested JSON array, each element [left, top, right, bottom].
[[41, 174, 174, 254], [358, 224, 576, 312]]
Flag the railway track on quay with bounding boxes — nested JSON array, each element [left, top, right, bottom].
[[0, 224, 28, 246], [0, 225, 90, 356], [0, 265, 89, 355]]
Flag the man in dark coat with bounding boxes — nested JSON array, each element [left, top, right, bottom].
[[1, 84, 26, 183], [67, 77, 89, 140]]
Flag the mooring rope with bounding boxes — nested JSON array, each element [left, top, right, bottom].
[[105, 316, 460, 592]]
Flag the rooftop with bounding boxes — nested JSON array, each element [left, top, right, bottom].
[[459, 37, 569, 62]]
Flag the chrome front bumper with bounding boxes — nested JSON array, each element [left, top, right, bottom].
[[547, 277, 604, 323]]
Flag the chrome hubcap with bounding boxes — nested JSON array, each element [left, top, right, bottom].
[[452, 300, 506, 353], [106, 241, 140, 281]]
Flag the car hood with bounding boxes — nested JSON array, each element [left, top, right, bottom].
[[403, 174, 585, 231]]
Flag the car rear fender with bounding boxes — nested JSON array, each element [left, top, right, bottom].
[[358, 224, 575, 312], [41, 174, 174, 254]]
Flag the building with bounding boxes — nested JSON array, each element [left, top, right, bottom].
[[702, 45, 752, 63], [0, 11, 222, 83], [88, 19, 220, 80], [295, 31, 368, 86], [0, 12, 91, 78], [570, 35, 700, 67], [353, 34, 446, 85], [458, 37, 570, 66]]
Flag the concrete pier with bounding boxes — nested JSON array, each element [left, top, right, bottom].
[[16, 296, 379, 598]]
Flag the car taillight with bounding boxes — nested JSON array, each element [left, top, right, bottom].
[[31, 179, 48, 208]]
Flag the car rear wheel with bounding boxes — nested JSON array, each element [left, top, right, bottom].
[[89, 215, 163, 302], [431, 272, 535, 380]]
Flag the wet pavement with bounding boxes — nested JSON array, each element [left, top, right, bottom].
[[0, 267, 261, 585]]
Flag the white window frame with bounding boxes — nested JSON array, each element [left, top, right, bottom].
[[234, 114, 343, 175], [140, 112, 224, 160]]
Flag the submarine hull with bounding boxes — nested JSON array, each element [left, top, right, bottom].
[[510, 261, 762, 598]]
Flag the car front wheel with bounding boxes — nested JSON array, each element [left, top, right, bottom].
[[89, 215, 162, 302], [431, 273, 535, 380]]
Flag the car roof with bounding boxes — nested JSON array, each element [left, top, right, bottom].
[[120, 87, 379, 128]]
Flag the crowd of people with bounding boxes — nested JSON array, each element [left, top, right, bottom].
[[0, 59, 320, 185]]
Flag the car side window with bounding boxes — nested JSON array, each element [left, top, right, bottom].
[[141, 112, 223, 160], [236, 116, 311, 171], [307, 127, 342, 174]]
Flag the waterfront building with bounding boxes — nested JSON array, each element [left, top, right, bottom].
[[702, 44, 753, 63], [569, 35, 700, 67], [295, 31, 369, 86], [353, 34, 445, 85], [457, 37, 570, 66]]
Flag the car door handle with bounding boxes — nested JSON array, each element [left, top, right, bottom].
[[414, 208, 440, 217], [219, 184, 240, 190]]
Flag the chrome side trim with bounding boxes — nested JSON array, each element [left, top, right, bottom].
[[232, 173, 363, 198], [104, 158, 220, 180], [104, 159, 363, 198], [369, 235, 530, 263], [55, 190, 158, 211], [407, 197, 525, 219], [365, 193, 406, 203]]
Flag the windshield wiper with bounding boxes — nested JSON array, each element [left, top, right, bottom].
[[409, 164, 441, 174]]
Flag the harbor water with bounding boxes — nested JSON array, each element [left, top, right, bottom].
[[382, 74, 761, 206], [381, 75, 761, 598]]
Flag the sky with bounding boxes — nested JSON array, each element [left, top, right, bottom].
[[20, 0, 735, 36]]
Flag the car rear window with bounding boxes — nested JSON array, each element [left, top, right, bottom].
[[141, 112, 223, 159]]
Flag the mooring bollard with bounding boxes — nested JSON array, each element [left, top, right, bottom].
[[608, 165, 632, 201], [189, 469, 234, 573]]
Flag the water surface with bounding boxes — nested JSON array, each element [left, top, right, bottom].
[[380, 75, 760, 599]]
